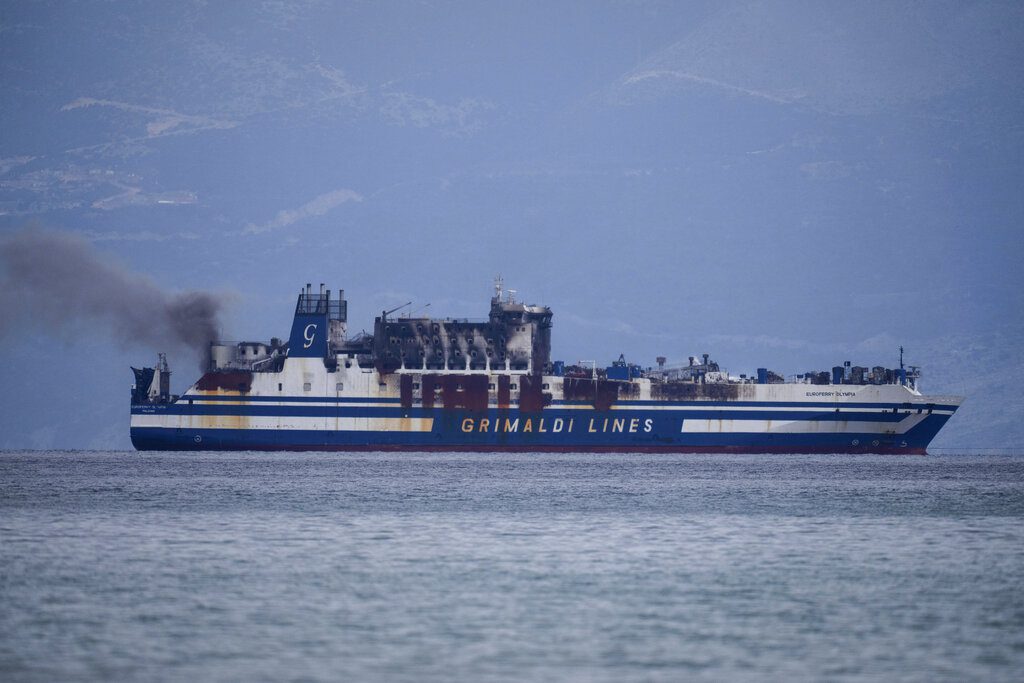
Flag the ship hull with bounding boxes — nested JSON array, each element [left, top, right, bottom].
[[131, 398, 957, 454]]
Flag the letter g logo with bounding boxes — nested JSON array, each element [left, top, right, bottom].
[[303, 324, 317, 349]]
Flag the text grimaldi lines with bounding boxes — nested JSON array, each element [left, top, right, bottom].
[[461, 416, 655, 434]]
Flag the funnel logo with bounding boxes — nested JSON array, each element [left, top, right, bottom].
[[288, 296, 328, 358]]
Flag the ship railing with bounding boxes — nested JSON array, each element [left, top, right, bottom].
[[391, 366, 536, 375], [430, 317, 489, 324], [250, 356, 276, 371]]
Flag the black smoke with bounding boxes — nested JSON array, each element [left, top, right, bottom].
[[0, 229, 224, 358]]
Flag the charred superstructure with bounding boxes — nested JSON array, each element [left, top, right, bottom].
[[373, 281, 552, 374], [131, 281, 962, 454]]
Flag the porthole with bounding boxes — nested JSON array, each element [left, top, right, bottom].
[[851, 439, 860, 446]]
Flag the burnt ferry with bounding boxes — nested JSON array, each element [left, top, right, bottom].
[[130, 280, 962, 453]]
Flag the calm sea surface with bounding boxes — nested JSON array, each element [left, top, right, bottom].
[[1, 451, 1022, 682]]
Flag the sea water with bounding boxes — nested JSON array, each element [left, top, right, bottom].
[[1, 451, 1022, 682]]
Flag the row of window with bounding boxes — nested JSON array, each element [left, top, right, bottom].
[[406, 382, 551, 392], [388, 336, 507, 346], [286, 381, 552, 393]]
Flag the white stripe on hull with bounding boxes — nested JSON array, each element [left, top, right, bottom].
[[680, 414, 928, 434], [180, 399, 955, 415], [131, 415, 436, 432]]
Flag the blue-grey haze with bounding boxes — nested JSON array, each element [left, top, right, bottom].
[[1, 451, 1023, 681], [0, 1, 1022, 448]]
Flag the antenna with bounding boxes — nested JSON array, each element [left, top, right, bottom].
[[494, 274, 504, 300], [409, 303, 431, 318], [382, 301, 412, 321], [899, 345, 904, 370]]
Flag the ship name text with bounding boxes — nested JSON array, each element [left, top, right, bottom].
[[461, 417, 655, 434]]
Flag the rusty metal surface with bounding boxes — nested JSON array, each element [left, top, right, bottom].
[[442, 374, 489, 412], [518, 374, 550, 412], [400, 374, 413, 409], [196, 371, 252, 392], [562, 377, 621, 410], [418, 374, 489, 411], [497, 375, 511, 409], [651, 382, 740, 401]]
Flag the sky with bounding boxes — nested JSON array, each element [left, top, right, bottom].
[[1, 0, 1022, 449]]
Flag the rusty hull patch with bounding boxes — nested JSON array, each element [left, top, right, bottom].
[[563, 377, 621, 410], [651, 382, 740, 401], [519, 374, 551, 412], [400, 374, 413, 409], [421, 374, 489, 411], [497, 375, 511, 409], [196, 371, 252, 393]]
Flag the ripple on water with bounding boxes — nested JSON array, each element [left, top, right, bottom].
[[0, 450, 1022, 682]]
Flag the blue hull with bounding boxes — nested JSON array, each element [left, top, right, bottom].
[[131, 403, 952, 454]]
